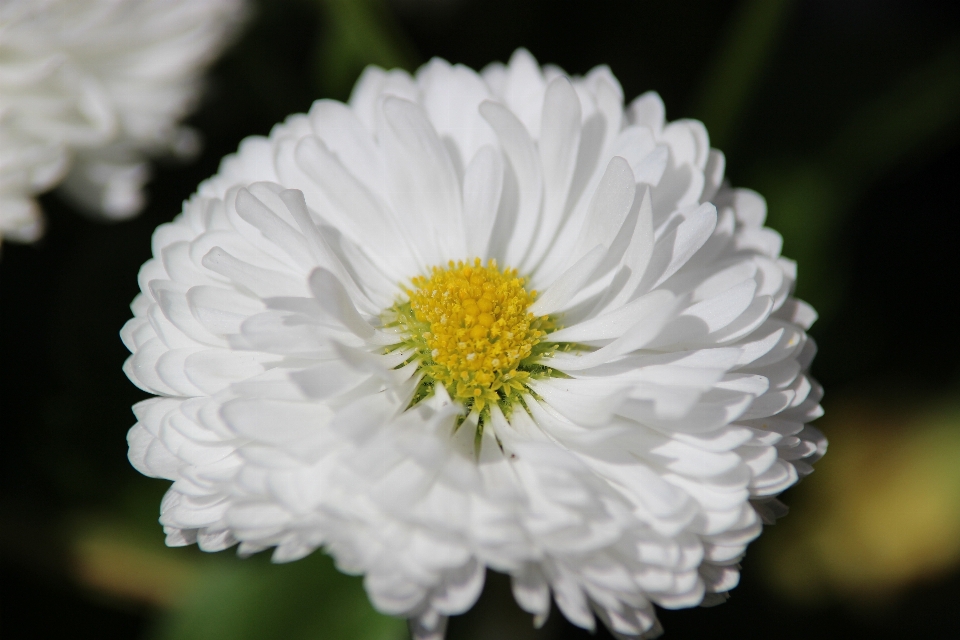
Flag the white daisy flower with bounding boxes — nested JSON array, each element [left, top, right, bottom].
[[0, 0, 247, 243], [122, 49, 825, 639]]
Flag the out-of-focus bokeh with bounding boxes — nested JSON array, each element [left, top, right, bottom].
[[2, 1, 958, 638]]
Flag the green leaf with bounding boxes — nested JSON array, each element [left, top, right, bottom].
[[151, 551, 406, 640], [311, 0, 419, 100], [693, 0, 795, 150], [824, 39, 960, 187]]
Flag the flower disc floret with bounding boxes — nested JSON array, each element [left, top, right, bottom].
[[395, 259, 553, 412]]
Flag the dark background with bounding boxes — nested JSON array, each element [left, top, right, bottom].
[[3, 0, 959, 638]]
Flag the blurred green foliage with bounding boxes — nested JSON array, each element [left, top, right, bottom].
[[70, 483, 405, 640], [762, 399, 960, 602], [694, 0, 794, 150], [312, 0, 419, 99], [689, 0, 960, 321], [753, 40, 960, 319], [150, 552, 405, 640]]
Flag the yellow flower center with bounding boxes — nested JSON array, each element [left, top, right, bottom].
[[388, 258, 554, 414]]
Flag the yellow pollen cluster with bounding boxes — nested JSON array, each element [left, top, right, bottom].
[[406, 259, 550, 412]]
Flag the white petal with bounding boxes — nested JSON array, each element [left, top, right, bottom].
[[538, 77, 582, 245], [307, 99, 385, 199], [382, 97, 466, 262], [479, 99, 544, 268], [308, 268, 389, 343], [547, 289, 676, 344], [293, 136, 418, 278], [511, 564, 552, 621], [430, 559, 486, 615], [573, 156, 636, 260], [461, 145, 503, 258], [529, 245, 606, 316]]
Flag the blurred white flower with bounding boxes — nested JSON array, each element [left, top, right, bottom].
[[122, 50, 825, 639], [0, 0, 247, 243]]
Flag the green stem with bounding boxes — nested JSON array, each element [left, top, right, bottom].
[[693, 0, 795, 149], [311, 0, 420, 100]]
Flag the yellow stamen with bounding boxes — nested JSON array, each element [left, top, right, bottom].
[[402, 258, 552, 411]]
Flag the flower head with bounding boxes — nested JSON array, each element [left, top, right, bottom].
[[123, 49, 825, 638], [0, 0, 247, 243]]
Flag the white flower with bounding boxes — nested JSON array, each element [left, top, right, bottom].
[[122, 49, 825, 639], [0, 0, 247, 243]]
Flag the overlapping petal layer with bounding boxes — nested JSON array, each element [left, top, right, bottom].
[[123, 50, 825, 638], [0, 0, 246, 242]]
